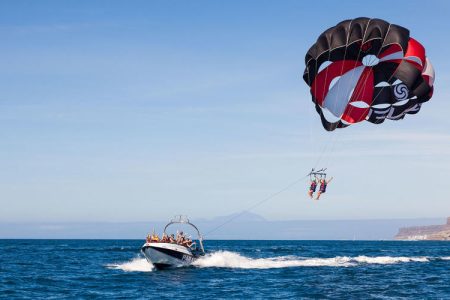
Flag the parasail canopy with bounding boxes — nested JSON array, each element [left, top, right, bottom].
[[303, 17, 435, 131]]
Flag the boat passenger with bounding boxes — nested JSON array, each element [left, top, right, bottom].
[[176, 231, 184, 244], [151, 233, 160, 242], [160, 233, 169, 243], [189, 240, 196, 250], [169, 234, 175, 243], [185, 239, 193, 248], [146, 234, 151, 243]]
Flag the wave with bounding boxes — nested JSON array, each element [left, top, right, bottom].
[[192, 251, 430, 269], [106, 257, 153, 272]]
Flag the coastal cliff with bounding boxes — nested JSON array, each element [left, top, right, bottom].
[[394, 217, 450, 240]]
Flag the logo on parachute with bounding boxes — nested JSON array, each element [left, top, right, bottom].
[[393, 83, 409, 101]]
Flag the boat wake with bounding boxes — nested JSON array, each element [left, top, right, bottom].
[[192, 251, 430, 269], [107, 251, 447, 272], [106, 257, 154, 272]]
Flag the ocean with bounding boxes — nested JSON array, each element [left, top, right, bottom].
[[1, 240, 449, 299]]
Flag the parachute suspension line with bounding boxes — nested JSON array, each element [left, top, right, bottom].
[[324, 22, 395, 169], [306, 80, 317, 163], [307, 46, 370, 189], [313, 20, 357, 168], [308, 20, 378, 206], [321, 24, 399, 184], [311, 133, 335, 169], [308, 96, 316, 159], [307, 18, 374, 171], [204, 174, 309, 237], [314, 19, 383, 170], [319, 134, 339, 171], [337, 24, 399, 172], [322, 65, 374, 170], [306, 19, 373, 171], [306, 34, 338, 170]]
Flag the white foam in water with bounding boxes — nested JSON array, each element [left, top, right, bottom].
[[441, 257, 450, 260], [106, 257, 154, 272], [192, 251, 430, 269], [106, 252, 435, 272], [193, 251, 355, 269], [351, 255, 429, 264]]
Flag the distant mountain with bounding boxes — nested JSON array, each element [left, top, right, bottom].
[[0, 214, 446, 240], [394, 217, 450, 240]]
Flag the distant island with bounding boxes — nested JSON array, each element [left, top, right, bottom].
[[394, 217, 450, 241]]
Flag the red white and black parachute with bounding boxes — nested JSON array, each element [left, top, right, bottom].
[[303, 17, 435, 131]]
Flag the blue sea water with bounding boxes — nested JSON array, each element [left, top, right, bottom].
[[0, 240, 449, 299]]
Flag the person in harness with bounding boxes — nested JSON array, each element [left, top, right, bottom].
[[315, 177, 333, 200], [308, 176, 318, 199]]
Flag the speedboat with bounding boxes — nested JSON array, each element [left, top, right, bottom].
[[141, 216, 205, 270]]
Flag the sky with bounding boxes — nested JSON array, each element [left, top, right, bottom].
[[0, 0, 449, 224]]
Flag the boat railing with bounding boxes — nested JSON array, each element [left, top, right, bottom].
[[163, 215, 205, 254]]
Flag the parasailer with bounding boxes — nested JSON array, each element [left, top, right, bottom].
[[308, 176, 318, 198], [307, 168, 330, 199], [303, 17, 435, 131], [316, 177, 333, 200]]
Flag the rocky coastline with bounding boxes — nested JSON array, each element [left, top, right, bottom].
[[394, 217, 450, 240]]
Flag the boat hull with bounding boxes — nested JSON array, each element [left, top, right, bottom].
[[141, 243, 195, 270]]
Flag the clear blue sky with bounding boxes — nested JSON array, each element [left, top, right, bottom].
[[1, 0, 449, 223]]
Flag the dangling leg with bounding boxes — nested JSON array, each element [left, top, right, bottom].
[[315, 191, 321, 200]]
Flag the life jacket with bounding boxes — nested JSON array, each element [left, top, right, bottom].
[[319, 182, 327, 193], [310, 181, 317, 191]]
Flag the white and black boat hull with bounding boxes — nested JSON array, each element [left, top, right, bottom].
[[141, 243, 195, 270]]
